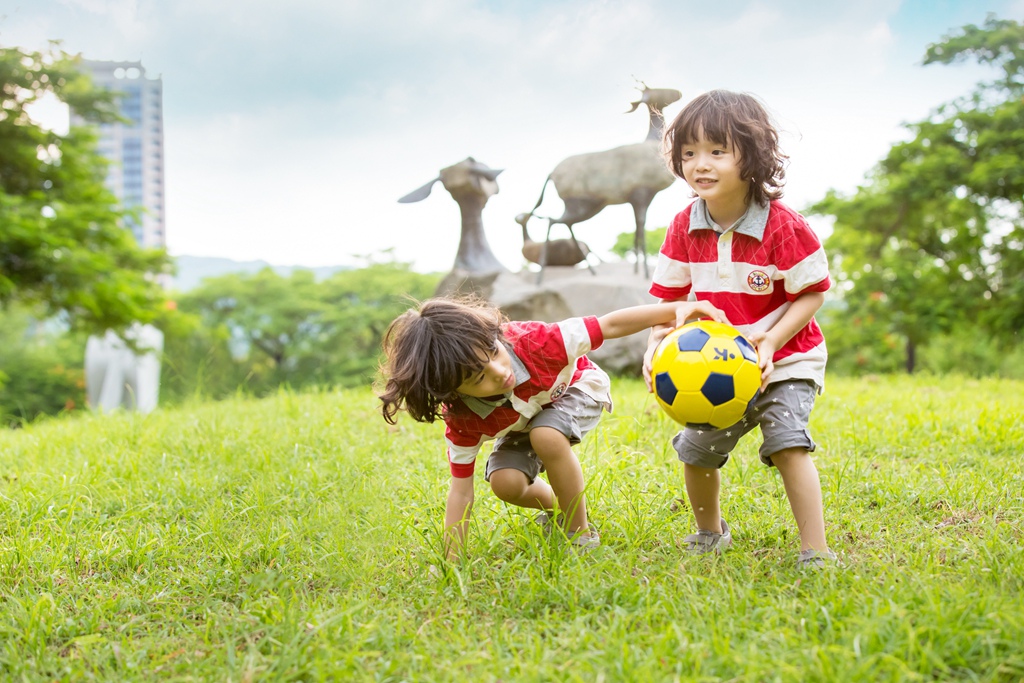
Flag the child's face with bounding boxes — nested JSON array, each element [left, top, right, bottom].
[[456, 341, 516, 398], [679, 133, 748, 210]]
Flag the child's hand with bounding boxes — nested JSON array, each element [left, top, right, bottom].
[[674, 301, 728, 328], [642, 327, 672, 391], [747, 331, 778, 389]]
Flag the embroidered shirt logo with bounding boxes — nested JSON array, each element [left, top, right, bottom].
[[747, 270, 770, 292], [550, 382, 567, 400]]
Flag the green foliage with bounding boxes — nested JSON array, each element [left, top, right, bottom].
[[162, 262, 439, 399], [924, 14, 1024, 93], [808, 16, 1024, 371], [0, 377, 1021, 679], [0, 305, 86, 425], [611, 225, 667, 258], [816, 299, 907, 375], [0, 44, 172, 334], [917, 328, 1024, 379]]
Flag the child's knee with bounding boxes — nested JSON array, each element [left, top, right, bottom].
[[489, 468, 529, 502], [769, 447, 810, 468], [529, 426, 569, 454]]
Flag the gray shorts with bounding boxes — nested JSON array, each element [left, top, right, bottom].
[[672, 379, 818, 469], [484, 386, 604, 484]]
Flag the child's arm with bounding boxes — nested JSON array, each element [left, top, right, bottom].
[[747, 291, 825, 388], [444, 474, 475, 561], [598, 300, 728, 392], [596, 300, 726, 341]]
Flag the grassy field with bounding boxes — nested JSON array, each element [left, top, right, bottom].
[[0, 375, 1021, 682]]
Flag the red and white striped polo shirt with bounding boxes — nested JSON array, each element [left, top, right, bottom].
[[650, 199, 830, 389], [443, 317, 611, 478]]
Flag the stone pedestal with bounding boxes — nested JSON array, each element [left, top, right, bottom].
[[434, 268, 505, 299]]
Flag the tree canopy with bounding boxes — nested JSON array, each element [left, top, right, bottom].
[[162, 263, 439, 399], [809, 15, 1024, 371], [0, 44, 171, 333]]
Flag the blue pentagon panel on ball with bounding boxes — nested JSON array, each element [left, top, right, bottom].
[[676, 327, 711, 353], [735, 335, 759, 363], [650, 319, 762, 429], [701, 373, 735, 404]]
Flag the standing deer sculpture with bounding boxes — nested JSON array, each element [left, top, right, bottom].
[[399, 157, 507, 275], [521, 84, 682, 282]]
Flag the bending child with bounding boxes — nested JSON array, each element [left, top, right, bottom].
[[645, 89, 838, 569], [379, 295, 725, 559]]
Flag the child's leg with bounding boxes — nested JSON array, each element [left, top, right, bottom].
[[683, 463, 722, 533], [769, 447, 828, 552], [529, 426, 588, 534], [489, 468, 555, 511], [672, 425, 748, 537]]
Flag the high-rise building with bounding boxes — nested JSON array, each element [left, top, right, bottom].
[[74, 59, 166, 249]]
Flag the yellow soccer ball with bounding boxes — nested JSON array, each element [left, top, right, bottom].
[[651, 319, 762, 429]]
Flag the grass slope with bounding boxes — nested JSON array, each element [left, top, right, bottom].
[[0, 376, 1021, 682]]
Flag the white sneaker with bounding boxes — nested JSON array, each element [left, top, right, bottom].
[[568, 529, 601, 554], [683, 518, 732, 555]]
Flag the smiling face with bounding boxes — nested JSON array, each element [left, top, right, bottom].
[[456, 341, 516, 398], [679, 132, 750, 222]]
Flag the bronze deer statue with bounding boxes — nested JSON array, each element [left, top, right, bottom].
[[521, 85, 681, 282]]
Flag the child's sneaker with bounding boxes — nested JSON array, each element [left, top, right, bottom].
[[683, 518, 732, 555], [534, 511, 557, 535], [568, 529, 600, 554], [797, 548, 840, 570]]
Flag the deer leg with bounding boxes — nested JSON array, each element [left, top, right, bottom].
[[636, 224, 647, 278], [536, 221, 554, 285], [567, 226, 596, 276], [630, 194, 654, 278]]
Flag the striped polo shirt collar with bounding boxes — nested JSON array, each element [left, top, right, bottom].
[[458, 344, 531, 419], [689, 198, 770, 241]]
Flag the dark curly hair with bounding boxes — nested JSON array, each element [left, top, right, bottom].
[[378, 295, 506, 425], [663, 89, 787, 206]]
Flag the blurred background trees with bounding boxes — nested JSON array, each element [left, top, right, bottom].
[[160, 262, 438, 403], [0, 44, 174, 423], [810, 15, 1024, 375], [0, 45, 172, 332]]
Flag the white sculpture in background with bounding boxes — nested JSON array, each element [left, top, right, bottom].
[[84, 323, 164, 414]]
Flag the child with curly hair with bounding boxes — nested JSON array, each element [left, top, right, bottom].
[[380, 295, 726, 559]]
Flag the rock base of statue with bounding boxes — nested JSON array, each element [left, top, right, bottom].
[[490, 261, 656, 375], [434, 268, 505, 299]]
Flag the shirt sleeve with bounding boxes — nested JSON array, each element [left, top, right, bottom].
[[508, 317, 602, 368], [444, 422, 483, 478], [558, 316, 604, 358], [650, 209, 694, 301], [772, 210, 831, 300]]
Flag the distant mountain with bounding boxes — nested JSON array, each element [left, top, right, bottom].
[[170, 255, 352, 292]]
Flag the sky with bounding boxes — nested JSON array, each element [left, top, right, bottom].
[[1, 0, 1021, 273]]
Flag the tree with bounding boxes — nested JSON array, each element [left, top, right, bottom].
[[0, 44, 171, 334], [808, 16, 1024, 372], [165, 262, 439, 398], [0, 304, 87, 425], [612, 226, 667, 259], [173, 268, 328, 392]]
